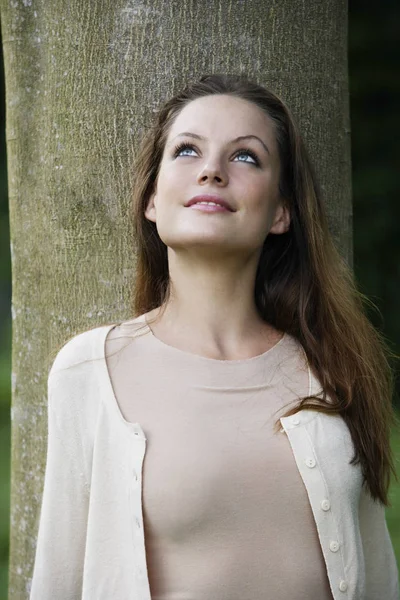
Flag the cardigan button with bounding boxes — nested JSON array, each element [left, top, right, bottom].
[[330, 540, 340, 552], [339, 580, 348, 592], [321, 499, 331, 511], [305, 457, 316, 468]]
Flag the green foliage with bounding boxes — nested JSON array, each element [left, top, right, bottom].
[[388, 422, 400, 569], [350, 0, 400, 403], [0, 349, 10, 599]]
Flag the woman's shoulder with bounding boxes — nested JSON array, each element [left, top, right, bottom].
[[49, 313, 149, 376], [106, 313, 148, 342], [48, 322, 116, 377]]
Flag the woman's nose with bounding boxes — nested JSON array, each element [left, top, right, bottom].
[[197, 159, 228, 185]]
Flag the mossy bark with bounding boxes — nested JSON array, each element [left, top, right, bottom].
[[0, 0, 350, 596]]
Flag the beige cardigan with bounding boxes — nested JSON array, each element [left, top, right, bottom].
[[29, 322, 399, 599]]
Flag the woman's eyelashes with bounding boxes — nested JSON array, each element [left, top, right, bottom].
[[172, 142, 260, 166]]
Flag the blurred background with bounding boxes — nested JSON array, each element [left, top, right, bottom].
[[0, 1, 399, 596]]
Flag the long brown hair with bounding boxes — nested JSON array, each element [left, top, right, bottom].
[[128, 73, 399, 507]]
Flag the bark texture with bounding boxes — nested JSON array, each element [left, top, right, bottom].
[[0, 0, 351, 597]]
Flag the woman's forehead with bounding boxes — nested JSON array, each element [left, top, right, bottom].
[[167, 94, 276, 145]]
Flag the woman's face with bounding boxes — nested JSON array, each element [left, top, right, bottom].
[[145, 94, 290, 257]]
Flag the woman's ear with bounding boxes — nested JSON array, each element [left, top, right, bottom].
[[269, 199, 291, 235], [144, 188, 157, 223]]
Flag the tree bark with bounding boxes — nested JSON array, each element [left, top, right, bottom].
[[0, 0, 350, 597]]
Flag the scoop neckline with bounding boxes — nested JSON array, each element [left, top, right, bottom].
[[98, 319, 291, 433], [143, 312, 287, 364]]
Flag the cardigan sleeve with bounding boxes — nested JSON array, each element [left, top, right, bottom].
[[30, 340, 92, 599], [359, 483, 399, 599]]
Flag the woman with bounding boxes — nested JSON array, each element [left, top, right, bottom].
[[30, 74, 399, 599]]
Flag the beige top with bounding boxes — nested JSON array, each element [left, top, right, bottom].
[[105, 315, 333, 599]]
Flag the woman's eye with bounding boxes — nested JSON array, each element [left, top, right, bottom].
[[174, 143, 197, 157], [234, 150, 259, 165]]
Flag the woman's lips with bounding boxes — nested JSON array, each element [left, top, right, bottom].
[[188, 204, 231, 212], [185, 195, 235, 211]]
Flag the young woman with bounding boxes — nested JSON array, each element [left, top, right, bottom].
[[30, 74, 399, 600]]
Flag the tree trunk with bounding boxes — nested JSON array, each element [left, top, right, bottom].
[[0, 0, 350, 596]]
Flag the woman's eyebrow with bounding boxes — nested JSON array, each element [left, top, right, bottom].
[[170, 132, 270, 155]]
